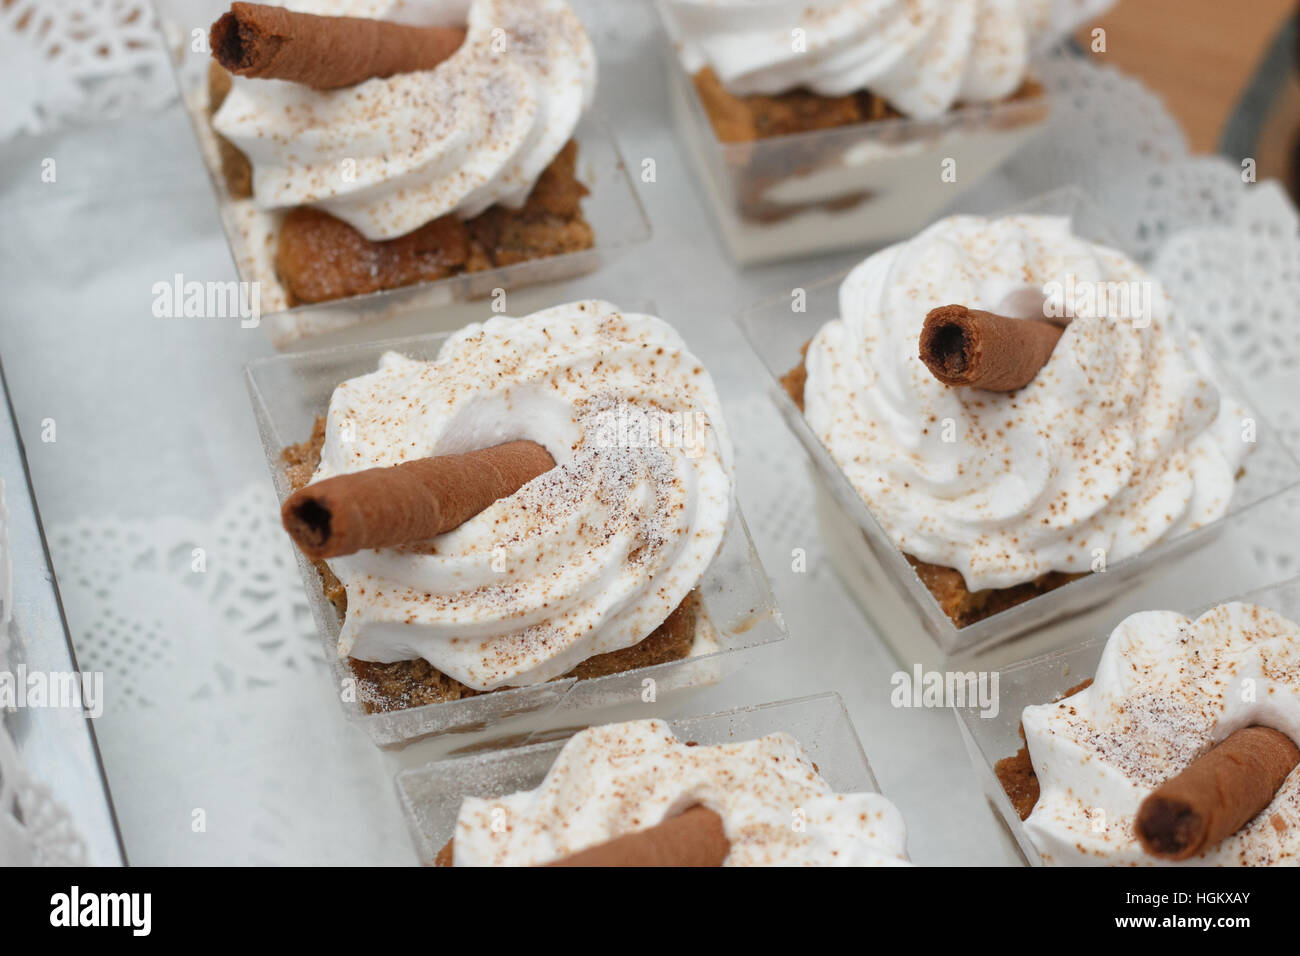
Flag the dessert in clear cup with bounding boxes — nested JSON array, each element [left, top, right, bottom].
[[993, 601, 1300, 866], [656, 0, 1114, 262], [203, 0, 597, 312], [432, 716, 911, 866], [276, 300, 735, 714], [782, 213, 1252, 631]]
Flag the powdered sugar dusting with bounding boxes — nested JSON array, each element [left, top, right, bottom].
[[1062, 687, 1214, 789], [1022, 602, 1300, 865]]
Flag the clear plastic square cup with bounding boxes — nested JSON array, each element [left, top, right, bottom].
[[737, 188, 1300, 671], [654, 0, 1051, 265], [954, 574, 1300, 866], [394, 691, 884, 864], [245, 321, 786, 749], [153, 0, 651, 348]]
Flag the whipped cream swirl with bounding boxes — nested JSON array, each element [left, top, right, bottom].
[[311, 301, 733, 690], [212, 0, 596, 240], [1021, 602, 1300, 866], [452, 718, 911, 865], [663, 0, 1114, 119], [803, 215, 1250, 592]]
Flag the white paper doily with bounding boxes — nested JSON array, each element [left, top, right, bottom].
[[46, 482, 413, 865], [49, 482, 323, 710], [0, 478, 89, 866], [0, 732, 89, 866], [0, 0, 175, 142]]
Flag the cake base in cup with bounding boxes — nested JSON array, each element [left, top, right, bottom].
[[662, 37, 1051, 264], [693, 66, 1042, 144], [993, 679, 1094, 820], [282, 417, 699, 713]]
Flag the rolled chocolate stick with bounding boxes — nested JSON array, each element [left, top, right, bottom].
[[282, 439, 555, 560], [545, 806, 730, 867], [919, 304, 1065, 392], [432, 807, 729, 867], [1135, 726, 1300, 861], [210, 2, 466, 90]]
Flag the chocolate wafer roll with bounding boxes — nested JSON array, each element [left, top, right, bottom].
[[432, 806, 729, 867], [545, 806, 730, 867], [282, 439, 555, 559], [210, 2, 466, 90], [919, 304, 1065, 392], [1136, 726, 1300, 861]]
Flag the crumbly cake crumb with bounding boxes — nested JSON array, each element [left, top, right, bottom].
[[906, 556, 1083, 629], [272, 140, 593, 305], [207, 63, 253, 199], [693, 66, 884, 143], [698, 69, 1044, 223], [995, 679, 1094, 820], [694, 67, 1044, 143]]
